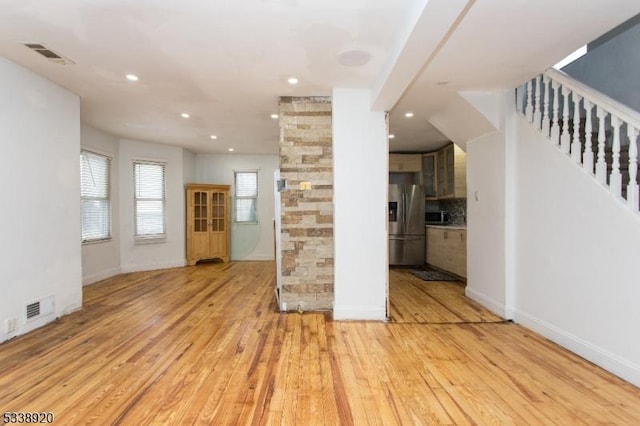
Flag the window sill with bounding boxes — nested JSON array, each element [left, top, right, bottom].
[[134, 235, 167, 245], [82, 237, 113, 246]]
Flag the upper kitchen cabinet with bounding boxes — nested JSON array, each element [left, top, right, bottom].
[[436, 143, 466, 199], [422, 153, 437, 199], [389, 154, 422, 173]]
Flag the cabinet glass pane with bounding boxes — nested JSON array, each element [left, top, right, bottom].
[[422, 154, 436, 197]]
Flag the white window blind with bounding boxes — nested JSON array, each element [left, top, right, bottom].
[[234, 171, 258, 223], [134, 161, 166, 240], [80, 150, 111, 242]]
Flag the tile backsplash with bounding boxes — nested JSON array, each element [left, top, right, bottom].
[[439, 198, 467, 225]]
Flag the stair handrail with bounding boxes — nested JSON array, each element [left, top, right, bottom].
[[545, 68, 640, 131], [520, 68, 639, 212]]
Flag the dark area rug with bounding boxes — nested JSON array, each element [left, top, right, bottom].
[[410, 267, 459, 281]]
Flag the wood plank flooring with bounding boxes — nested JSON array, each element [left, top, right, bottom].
[[1, 262, 639, 424]]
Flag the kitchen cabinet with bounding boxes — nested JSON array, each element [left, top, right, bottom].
[[422, 153, 437, 199], [186, 183, 230, 265], [436, 143, 466, 199], [389, 154, 422, 173], [426, 226, 466, 278]]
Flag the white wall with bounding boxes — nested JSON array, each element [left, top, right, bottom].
[[465, 90, 516, 319], [332, 88, 388, 320], [195, 154, 278, 260], [0, 58, 82, 343], [81, 124, 121, 285], [513, 114, 640, 387], [119, 139, 188, 272]]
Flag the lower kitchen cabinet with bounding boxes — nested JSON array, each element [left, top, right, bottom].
[[426, 226, 467, 278]]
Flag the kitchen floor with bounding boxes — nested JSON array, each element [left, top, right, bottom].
[[388, 268, 503, 323]]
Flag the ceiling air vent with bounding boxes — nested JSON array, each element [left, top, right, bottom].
[[23, 42, 74, 65]]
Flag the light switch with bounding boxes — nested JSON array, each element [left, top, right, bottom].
[[300, 181, 312, 190]]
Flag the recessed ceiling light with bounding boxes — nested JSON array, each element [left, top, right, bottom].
[[228, 148, 234, 152], [210, 135, 218, 140], [389, 134, 395, 139], [126, 74, 139, 81], [287, 77, 298, 85], [405, 112, 414, 118], [271, 113, 279, 119], [181, 113, 190, 118]]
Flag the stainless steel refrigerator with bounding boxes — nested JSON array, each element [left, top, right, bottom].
[[388, 184, 425, 266]]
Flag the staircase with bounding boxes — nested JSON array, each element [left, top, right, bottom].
[[518, 68, 639, 212]]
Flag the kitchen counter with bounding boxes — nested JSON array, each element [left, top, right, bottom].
[[425, 224, 466, 230]]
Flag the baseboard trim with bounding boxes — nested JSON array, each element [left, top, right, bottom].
[[120, 259, 186, 273], [514, 309, 640, 388], [230, 255, 274, 261], [82, 267, 121, 286], [333, 306, 386, 321], [465, 286, 510, 319]]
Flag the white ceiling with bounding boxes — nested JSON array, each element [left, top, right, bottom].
[[0, 0, 638, 155]]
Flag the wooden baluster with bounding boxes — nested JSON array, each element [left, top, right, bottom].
[[582, 100, 594, 174], [560, 86, 571, 154], [610, 115, 622, 197], [525, 79, 534, 123], [595, 106, 608, 185], [571, 93, 582, 163], [627, 126, 639, 211], [542, 75, 551, 137], [533, 75, 542, 128], [551, 80, 560, 144]]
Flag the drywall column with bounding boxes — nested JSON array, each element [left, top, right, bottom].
[[332, 89, 388, 320], [278, 97, 334, 311], [0, 57, 82, 343]]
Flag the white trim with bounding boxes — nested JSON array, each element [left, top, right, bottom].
[[120, 259, 186, 273], [333, 306, 386, 321], [231, 254, 273, 261], [465, 287, 512, 320], [514, 309, 640, 388], [82, 266, 121, 286]]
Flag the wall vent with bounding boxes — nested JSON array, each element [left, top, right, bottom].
[[26, 302, 40, 319], [26, 296, 54, 322], [23, 43, 75, 65]]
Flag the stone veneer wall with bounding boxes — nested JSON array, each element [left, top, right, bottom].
[[278, 96, 333, 311]]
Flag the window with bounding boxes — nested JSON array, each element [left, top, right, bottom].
[[134, 161, 166, 241], [234, 171, 258, 223], [80, 150, 111, 243]]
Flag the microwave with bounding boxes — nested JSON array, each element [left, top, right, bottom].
[[425, 210, 450, 224]]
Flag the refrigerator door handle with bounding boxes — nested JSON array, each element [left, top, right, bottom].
[[401, 190, 407, 233]]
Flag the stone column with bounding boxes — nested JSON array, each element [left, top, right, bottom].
[[278, 96, 333, 311]]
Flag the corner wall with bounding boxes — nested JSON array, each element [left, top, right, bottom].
[[278, 97, 334, 311], [0, 58, 82, 342], [118, 139, 189, 272], [81, 124, 121, 285], [195, 154, 278, 261]]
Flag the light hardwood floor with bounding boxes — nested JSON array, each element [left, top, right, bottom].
[[1, 262, 639, 424]]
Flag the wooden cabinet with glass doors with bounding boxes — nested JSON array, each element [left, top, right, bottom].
[[186, 183, 230, 265]]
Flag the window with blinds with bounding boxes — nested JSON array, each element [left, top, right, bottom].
[[134, 161, 166, 241], [80, 150, 111, 243], [234, 171, 258, 223]]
